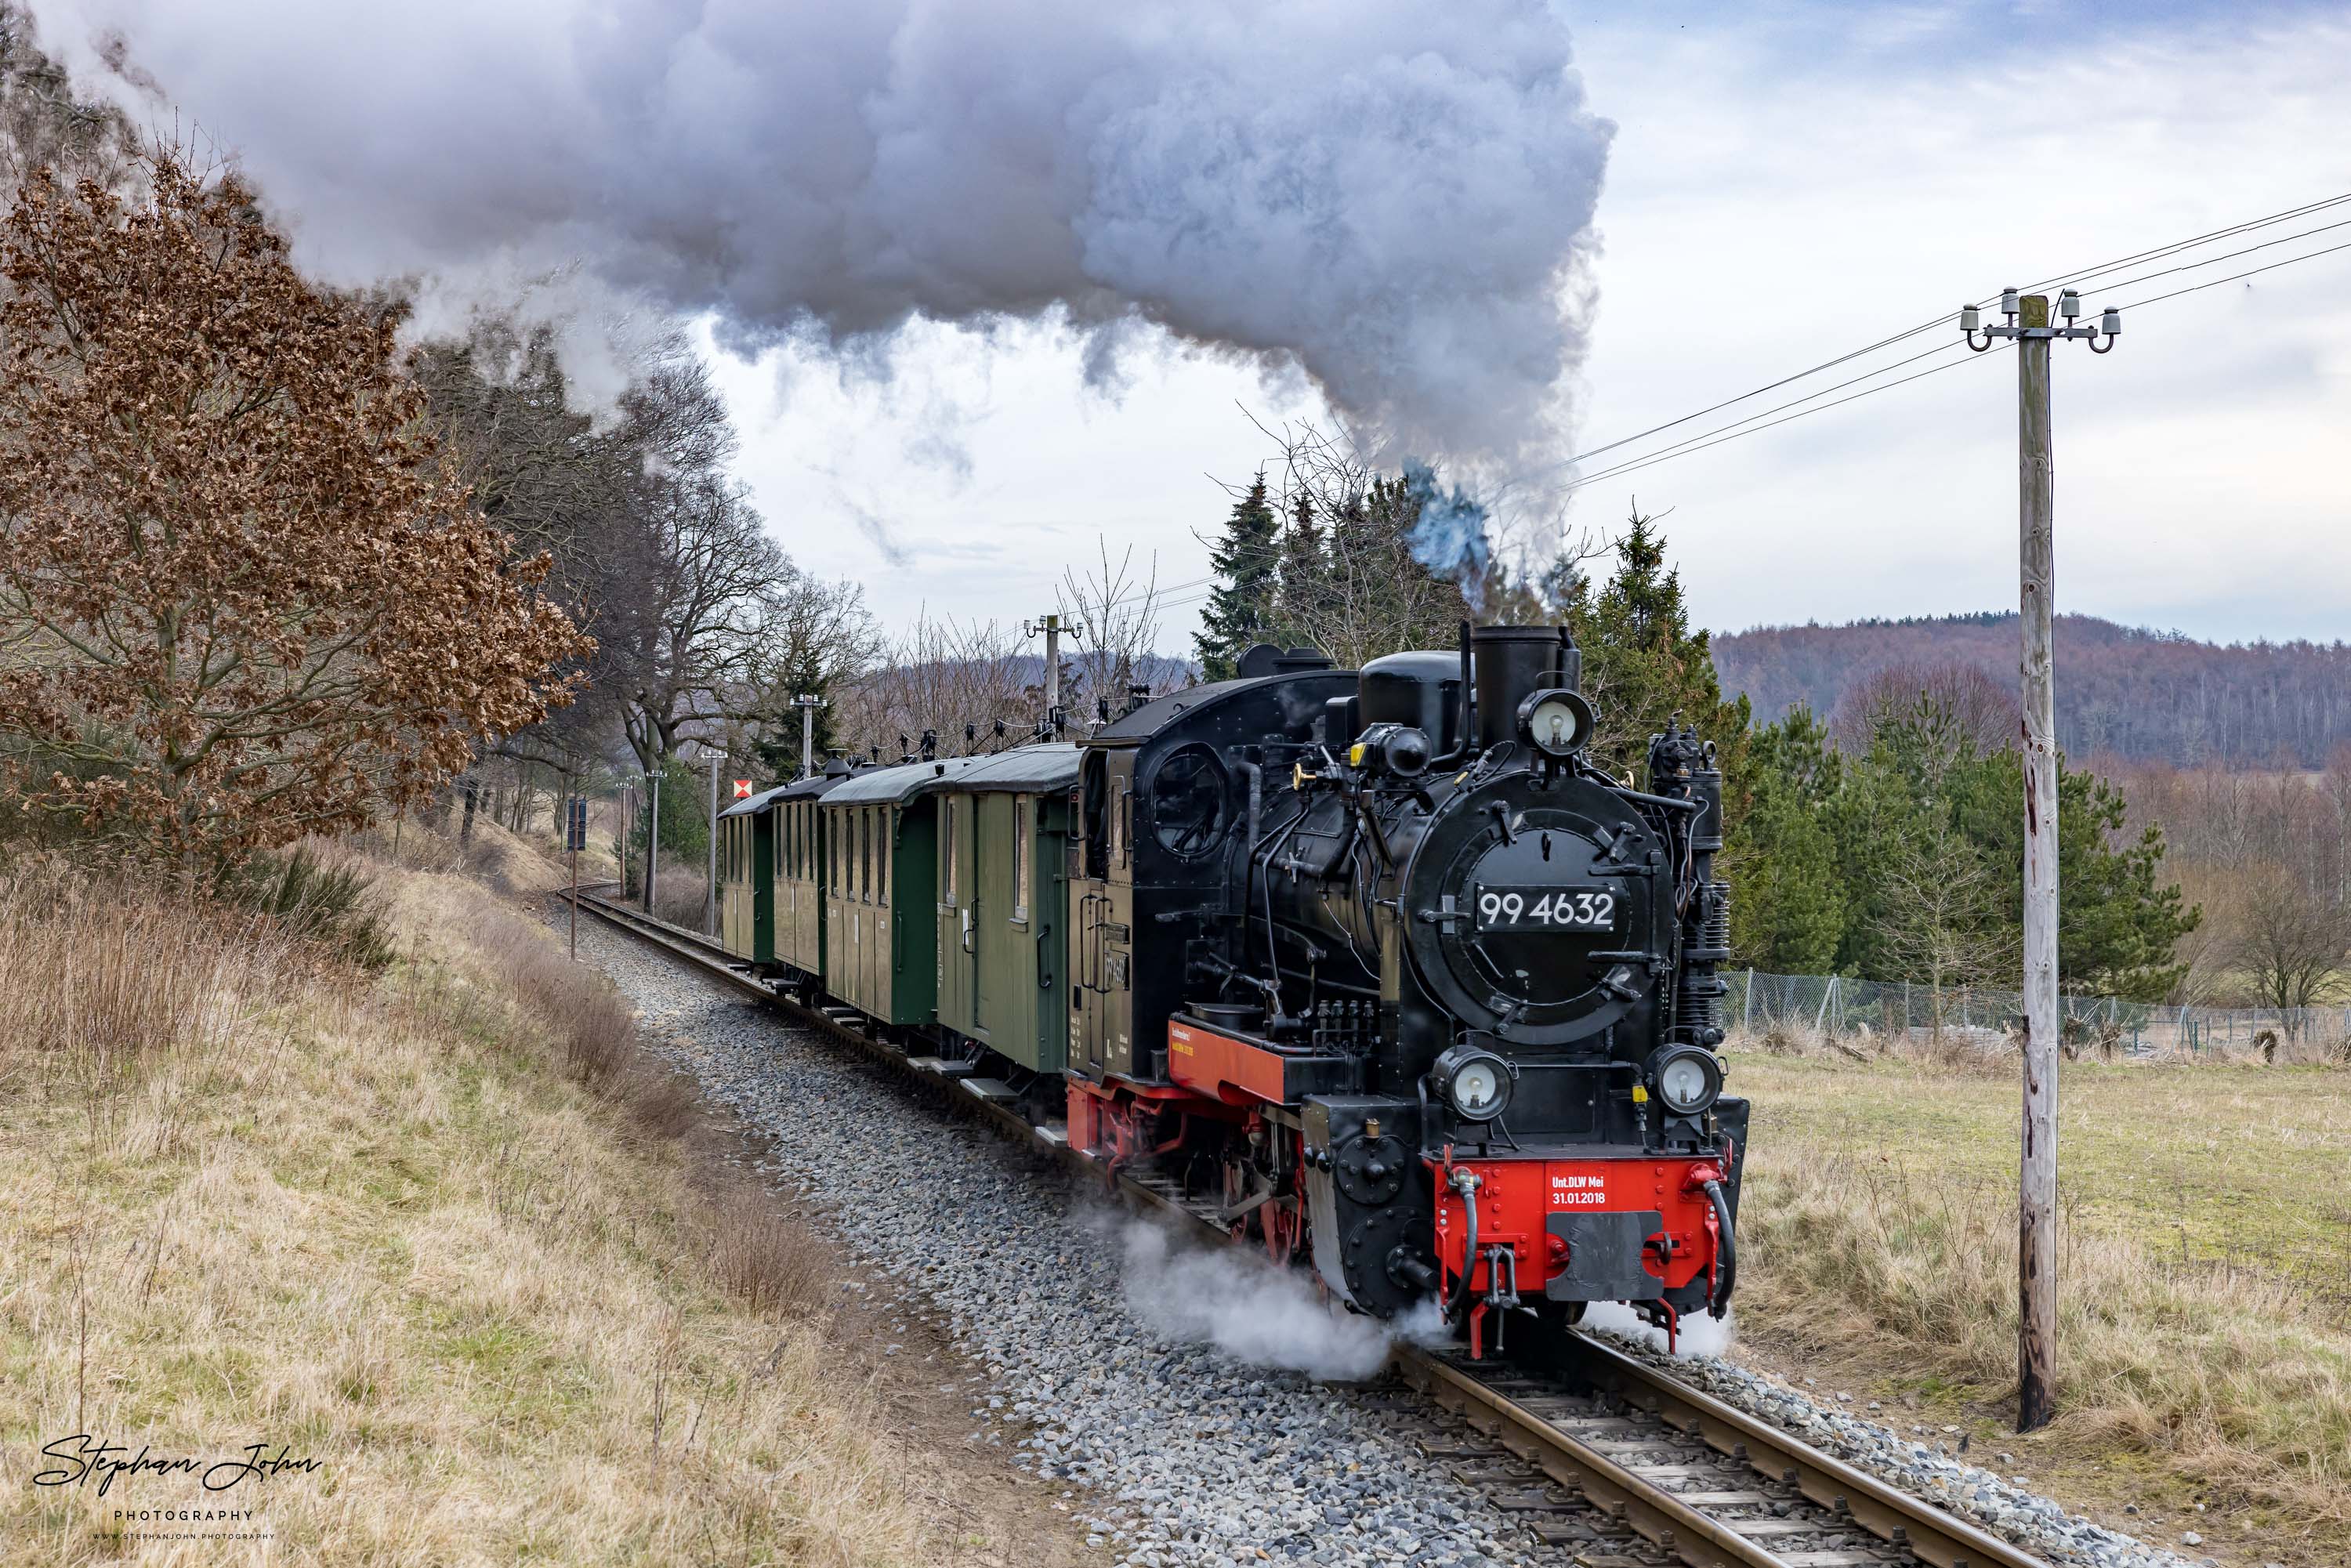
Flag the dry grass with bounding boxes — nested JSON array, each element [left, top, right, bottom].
[[1729, 1046, 2351, 1548], [0, 850, 954, 1566]]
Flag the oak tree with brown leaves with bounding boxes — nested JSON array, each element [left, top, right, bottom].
[[0, 150, 589, 859]]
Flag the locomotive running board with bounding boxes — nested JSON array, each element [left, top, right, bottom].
[[1166, 1014, 1356, 1105]]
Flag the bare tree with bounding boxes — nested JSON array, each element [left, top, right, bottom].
[[408, 321, 660, 784], [2231, 863, 2351, 1030], [1057, 541, 1172, 727], [1830, 661, 2016, 757], [1875, 824, 2016, 1037], [830, 612, 1034, 762]]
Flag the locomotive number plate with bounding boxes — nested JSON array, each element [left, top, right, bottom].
[[1475, 885, 1617, 932]]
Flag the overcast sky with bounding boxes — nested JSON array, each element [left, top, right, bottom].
[[708, 0, 2351, 647], [38, 0, 2351, 650]]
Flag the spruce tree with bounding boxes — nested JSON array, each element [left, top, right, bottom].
[[1730, 707, 1848, 972], [1194, 473, 1281, 681], [1565, 509, 1751, 795]]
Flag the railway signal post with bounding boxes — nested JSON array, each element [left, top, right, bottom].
[[1963, 287, 2119, 1432], [565, 795, 588, 960]]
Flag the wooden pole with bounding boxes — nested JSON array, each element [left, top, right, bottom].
[[2016, 292, 2060, 1433]]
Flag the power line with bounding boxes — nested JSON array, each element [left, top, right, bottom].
[[2022, 190, 2351, 295], [2063, 214, 2351, 302], [1509, 313, 1954, 483], [1516, 190, 2351, 491], [1517, 233, 2351, 506], [2106, 235, 2351, 311], [1548, 344, 2013, 498], [1531, 339, 1972, 500], [1136, 195, 2351, 625]]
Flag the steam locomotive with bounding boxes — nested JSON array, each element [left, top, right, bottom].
[[718, 623, 1744, 1357]]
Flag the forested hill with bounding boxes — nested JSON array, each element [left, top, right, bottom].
[[1712, 613, 2351, 766]]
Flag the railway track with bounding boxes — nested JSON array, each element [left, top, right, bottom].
[[563, 887, 2045, 1568]]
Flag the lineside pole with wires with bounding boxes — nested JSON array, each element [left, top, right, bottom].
[[1964, 286, 2118, 1433]]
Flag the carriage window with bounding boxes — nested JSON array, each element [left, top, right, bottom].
[[943, 799, 958, 905], [1012, 796, 1031, 922], [879, 810, 891, 905]]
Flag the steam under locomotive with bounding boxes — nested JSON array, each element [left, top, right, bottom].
[[721, 622, 1744, 1357]]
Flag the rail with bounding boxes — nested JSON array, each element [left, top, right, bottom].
[[561, 887, 2047, 1568]]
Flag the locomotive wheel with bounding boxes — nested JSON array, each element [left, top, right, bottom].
[[1262, 1197, 1299, 1266]]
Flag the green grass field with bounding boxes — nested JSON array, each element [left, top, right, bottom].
[[1726, 1045, 2351, 1559]]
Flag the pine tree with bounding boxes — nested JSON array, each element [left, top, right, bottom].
[[1954, 750, 2199, 1000], [1730, 707, 1847, 972], [1194, 473, 1281, 681], [1566, 508, 1751, 796]]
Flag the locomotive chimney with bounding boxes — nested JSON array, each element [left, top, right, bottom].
[[1469, 625, 1577, 752]]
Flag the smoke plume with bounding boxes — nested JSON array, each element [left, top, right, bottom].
[[34, 0, 1613, 470]]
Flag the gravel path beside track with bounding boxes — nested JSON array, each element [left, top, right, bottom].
[[566, 907, 2241, 1568], [571, 912, 1575, 1568]]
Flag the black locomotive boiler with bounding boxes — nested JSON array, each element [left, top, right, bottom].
[[1063, 624, 1746, 1356]]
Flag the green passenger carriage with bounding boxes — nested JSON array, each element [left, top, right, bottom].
[[817, 760, 969, 1027], [928, 745, 1079, 1075], [716, 784, 789, 965]]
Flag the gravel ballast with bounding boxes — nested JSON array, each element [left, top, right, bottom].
[[567, 910, 2233, 1568], [1582, 1320, 2216, 1568]]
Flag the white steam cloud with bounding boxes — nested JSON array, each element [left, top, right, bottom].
[[35, 0, 1612, 469], [1114, 1218, 1393, 1382], [1581, 1300, 1739, 1360]]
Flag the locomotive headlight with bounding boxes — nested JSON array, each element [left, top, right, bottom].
[[1517, 687, 1595, 758], [1648, 1045, 1723, 1116], [1433, 1044, 1516, 1122]]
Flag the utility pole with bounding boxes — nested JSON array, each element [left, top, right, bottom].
[[792, 693, 824, 778], [1025, 612, 1064, 737], [1964, 285, 2119, 1432]]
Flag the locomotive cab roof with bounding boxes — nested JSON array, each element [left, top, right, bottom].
[[1089, 672, 1351, 745]]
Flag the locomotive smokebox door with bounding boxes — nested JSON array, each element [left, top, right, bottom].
[[1304, 1097, 1432, 1317]]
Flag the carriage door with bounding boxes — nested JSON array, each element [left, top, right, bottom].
[[939, 795, 976, 1035], [979, 790, 1026, 1036], [1071, 752, 1111, 1074]]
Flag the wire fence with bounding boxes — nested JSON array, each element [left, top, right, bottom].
[[1730, 969, 2351, 1061]]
